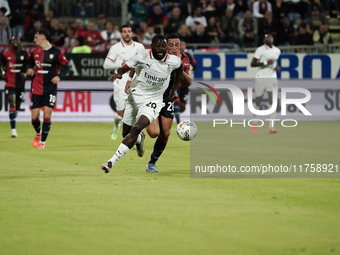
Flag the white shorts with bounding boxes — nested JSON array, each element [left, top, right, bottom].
[[123, 99, 165, 126], [113, 87, 129, 111], [254, 78, 278, 97]]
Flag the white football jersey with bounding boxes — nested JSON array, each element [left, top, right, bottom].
[[253, 44, 281, 78], [125, 49, 182, 104], [106, 41, 145, 88]]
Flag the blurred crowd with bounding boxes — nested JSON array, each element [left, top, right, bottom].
[[0, 0, 337, 48]]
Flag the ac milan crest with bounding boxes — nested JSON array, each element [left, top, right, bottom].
[[49, 54, 54, 59], [20, 56, 24, 61]]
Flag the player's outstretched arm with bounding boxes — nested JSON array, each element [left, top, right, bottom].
[[170, 63, 183, 100], [108, 65, 131, 82], [103, 56, 122, 70]]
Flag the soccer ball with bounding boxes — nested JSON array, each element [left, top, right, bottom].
[[176, 121, 198, 141]]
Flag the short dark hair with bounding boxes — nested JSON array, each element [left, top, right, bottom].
[[152, 34, 166, 44], [0, 7, 7, 14], [76, 35, 85, 46], [120, 24, 132, 32], [166, 33, 180, 40], [37, 28, 51, 42]]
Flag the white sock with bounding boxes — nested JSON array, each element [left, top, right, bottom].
[[114, 115, 122, 130], [268, 106, 277, 128], [109, 143, 130, 166], [135, 133, 142, 145], [253, 102, 260, 124]]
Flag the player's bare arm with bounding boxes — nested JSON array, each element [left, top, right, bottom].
[[124, 68, 135, 94], [251, 58, 274, 67], [108, 65, 131, 82], [51, 76, 60, 84], [181, 69, 192, 86], [170, 63, 183, 100]]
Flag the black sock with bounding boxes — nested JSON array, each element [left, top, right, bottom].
[[41, 118, 52, 142], [31, 119, 41, 134], [149, 138, 168, 165], [9, 111, 16, 129]]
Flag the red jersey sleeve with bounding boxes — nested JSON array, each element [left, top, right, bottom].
[[181, 52, 190, 72], [57, 51, 69, 66]]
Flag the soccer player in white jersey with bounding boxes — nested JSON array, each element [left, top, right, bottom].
[[101, 35, 183, 173], [103, 25, 145, 140], [250, 34, 281, 134]]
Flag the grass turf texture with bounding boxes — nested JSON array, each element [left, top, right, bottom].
[[0, 121, 339, 255]]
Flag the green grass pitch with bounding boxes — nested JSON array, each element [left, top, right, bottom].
[[0, 121, 339, 255]]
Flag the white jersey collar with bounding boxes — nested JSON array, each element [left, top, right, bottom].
[[120, 40, 135, 47], [149, 50, 168, 62]]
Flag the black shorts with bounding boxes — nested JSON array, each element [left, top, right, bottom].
[[31, 93, 56, 109], [5, 87, 25, 101], [159, 100, 174, 119], [178, 86, 189, 103]]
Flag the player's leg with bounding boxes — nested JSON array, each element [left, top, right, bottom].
[[39, 106, 53, 149], [6, 89, 17, 137], [175, 85, 189, 124], [146, 117, 160, 138], [173, 100, 180, 124], [252, 95, 264, 134], [16, 90, 24, 116], [111, 89, 128, 140], [31, 94, 42, 147], [147, 115, 173, 173], [267, 79, 278, 133], [101, 101, 161, 173], [252, 79, 265, 134], [267, 91, 277, 133], [102, 115, 150, 173]]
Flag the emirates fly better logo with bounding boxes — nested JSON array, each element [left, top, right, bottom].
[[197, 82, 312, 128]]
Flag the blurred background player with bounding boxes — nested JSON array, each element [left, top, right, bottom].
[[71, 35, 92, 54], [27, 29, 70, 149], [145, 33, 192, 173], [1, 36, 30, 138], [250, 34, 281, 134], [103, 24, 144, 141], [101, 35, 183, 173]]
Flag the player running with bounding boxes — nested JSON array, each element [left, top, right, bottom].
[[103, 25, 145, 141], [250, 34, 281, 134], [174, 40, 197, 123], [1, 36, 30, 138], [145, 33, 193, 173], [101, 34, 183, 173], [27, 29, 70, 149]]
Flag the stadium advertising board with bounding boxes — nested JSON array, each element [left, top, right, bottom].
[[193, 53, 340, 79], [64, 53, 340, 80], [0, 80, 339, 122]]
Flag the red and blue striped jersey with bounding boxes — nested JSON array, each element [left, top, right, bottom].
[[29, 46, 69, 95], [2, 49, 31, 89]]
